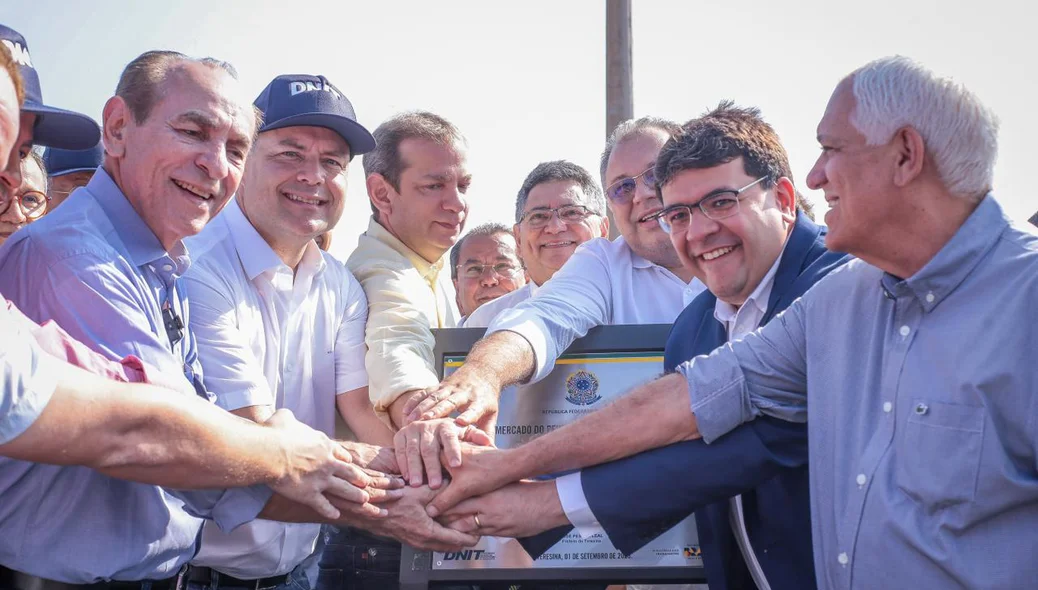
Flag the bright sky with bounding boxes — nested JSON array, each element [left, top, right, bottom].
[[5, 0, 1035, 260]]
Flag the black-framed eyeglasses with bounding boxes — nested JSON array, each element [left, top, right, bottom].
[[0, 190, 50, 220], [654, 176, 769, 234], [518, 204, 595, 229], [456, 261, 523, 280], [605, 165, 656, 204]]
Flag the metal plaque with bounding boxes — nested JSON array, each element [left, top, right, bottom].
[[431, 351, 702, 571]]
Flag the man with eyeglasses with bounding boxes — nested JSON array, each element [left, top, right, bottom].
[[418, 104, 842, 590], [451, 222, 526, 320], [394, 118, 705, 484], [462, 161, 609, 329], [42, 139, 104, 209], [432, 56, 1038, 589], [0, 151, 47, 245]]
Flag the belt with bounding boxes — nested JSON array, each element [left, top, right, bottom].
[[181, 567, 289, 590], [0, 567, 178, 590]]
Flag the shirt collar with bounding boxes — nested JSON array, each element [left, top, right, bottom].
[[882, 194, 1007, 312], [365, 217, 446, 280], [622, 235, 657, 270], [714, 237, 787, 325], [224, 199, 286, 280], [86, 167, 169, 267]]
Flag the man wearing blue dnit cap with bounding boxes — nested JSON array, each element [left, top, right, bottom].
[[0, 43, 432, 586], [43, 139, 104, 209], [183, 73, 480, 590]]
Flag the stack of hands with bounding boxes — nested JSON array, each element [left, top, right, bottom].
[[263, 375, 565, 552]]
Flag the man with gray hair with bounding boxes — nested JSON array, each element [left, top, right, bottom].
[[423, 56, 1038, 589], [462, 160, 608, 328], [451, 222, 526, 320], [397, 118, 706, 482]]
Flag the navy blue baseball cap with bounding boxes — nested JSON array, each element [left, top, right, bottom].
[[254, 74, 375, 158], [0, 24, 101, 150], [43, 140, 104, 177]]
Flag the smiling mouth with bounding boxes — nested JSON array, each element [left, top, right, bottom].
[[283, 191, 324, 206], [637, 210, 662, 223], [540, 240, 575, 249], [700, 246, 737, 261], [172, 179, 214, 200]]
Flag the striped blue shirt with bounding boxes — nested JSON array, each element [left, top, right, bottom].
[[680, 195, 1038, 589]]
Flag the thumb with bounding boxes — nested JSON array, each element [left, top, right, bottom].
[[425, 481, 465, 518], [460, 425, 493, 447]]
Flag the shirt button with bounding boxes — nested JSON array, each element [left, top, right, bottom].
[[925, 292, 935, 303], [883, 402, 893, 413], [914, 403, 929, 415], [856, 474, 867, 486], [899, 325, 910, 337], [838, 552, 849, 566], [162, 264, 174, 272]]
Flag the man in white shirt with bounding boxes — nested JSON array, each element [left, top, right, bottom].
[[463, 160, 608, 328], [451, 222, 526, 321], [182, 75, 478, 590], [397, 117, 707, 481]]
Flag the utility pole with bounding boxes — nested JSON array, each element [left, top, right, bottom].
[[605, 0, 633, 239]]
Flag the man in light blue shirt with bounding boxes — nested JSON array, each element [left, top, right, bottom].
[[423, 57, 1038, 590], [0, 49, 398, 585]]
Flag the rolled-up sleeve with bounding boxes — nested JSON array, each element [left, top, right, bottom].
[[334, 277, 369, 395], [488, 243, 612, 384], [169, 485, 273, 533], [679, 300, 809, 444], [349, 261, 440, 415], [182, 272, 273, 412]]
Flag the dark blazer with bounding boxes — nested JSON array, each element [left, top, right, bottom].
[[521, 213, 848, 590]]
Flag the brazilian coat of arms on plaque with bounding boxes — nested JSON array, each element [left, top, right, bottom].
[[565, 370, 601, 406]]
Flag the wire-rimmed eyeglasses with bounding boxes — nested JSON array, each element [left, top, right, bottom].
[[653, 176, 768, 234]]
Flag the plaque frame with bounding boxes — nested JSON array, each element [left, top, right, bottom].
[[399, 324, 708, 589]]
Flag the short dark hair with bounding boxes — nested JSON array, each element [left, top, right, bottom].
[[450, 222, 513, 280], [655, 101, 814, 218], [514, 160, 605, 223], [600, 116, 681, 189], [363, 111, 466, 219]]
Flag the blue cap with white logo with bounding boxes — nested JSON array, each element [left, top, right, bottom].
[[254, 74, 375, 158], [43, 139, 104, 177], [0, 24, 101, 150]]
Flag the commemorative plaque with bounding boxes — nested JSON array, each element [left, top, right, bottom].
[[400, 325, 707, 589]]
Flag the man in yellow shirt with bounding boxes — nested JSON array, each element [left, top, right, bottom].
[[346, 112, 477, 479]]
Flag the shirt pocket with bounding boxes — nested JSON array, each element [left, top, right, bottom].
[[896, 399, 985, 509]]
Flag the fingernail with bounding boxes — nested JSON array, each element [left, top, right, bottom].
[[450, 458, 461, 467]]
